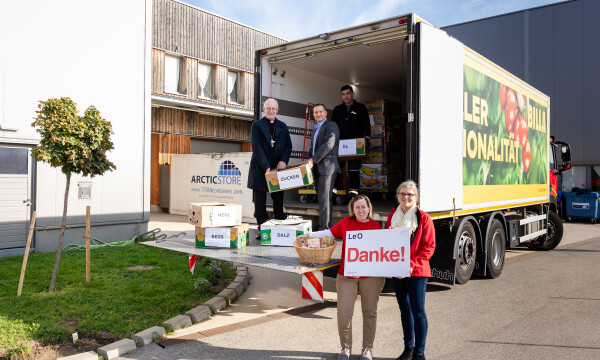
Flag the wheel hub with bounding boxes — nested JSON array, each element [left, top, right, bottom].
[[458, 232, 475, 266], [491, 232, 502, 266]]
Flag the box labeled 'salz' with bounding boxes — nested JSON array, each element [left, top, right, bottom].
[[195, 224, 249, 248], [260, 219, 312, 246]]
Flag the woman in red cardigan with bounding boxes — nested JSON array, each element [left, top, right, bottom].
[[386, 180, 435, 360], [299, 194, 383, 360]]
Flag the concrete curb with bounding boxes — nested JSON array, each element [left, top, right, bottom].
[[71, 263, 250, 360]]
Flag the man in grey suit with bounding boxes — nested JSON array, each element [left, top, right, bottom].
[[308, 103, 340, 230]]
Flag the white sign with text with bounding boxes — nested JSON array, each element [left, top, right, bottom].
[[271, 227, 296, 246], [211, 206, 238, 226], [204, 228, 231, 247], [344, 228, 411, 277], [339, 139, 357, 156], [277, 168, 304, 189]]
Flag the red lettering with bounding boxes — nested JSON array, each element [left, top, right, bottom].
[[390, 250, 400, 262], [359, 252, 369, 262], [369, 250, 379, 262], [380, 248, 390, 262], [348, 248, 358, 262]]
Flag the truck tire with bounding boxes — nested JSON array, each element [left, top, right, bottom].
[[530, 211, 563, 251], [455, 221, 477, 284], [486, 219, 505, 279]]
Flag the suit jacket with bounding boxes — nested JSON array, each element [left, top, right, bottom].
[[311, 119, 340, 175], [247, 117, 292, 192], [331, 101, 371, 139]]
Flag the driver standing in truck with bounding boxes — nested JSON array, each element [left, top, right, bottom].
[[331, 85, 371, 199]]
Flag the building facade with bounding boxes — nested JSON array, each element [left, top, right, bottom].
[[0, 0, 151, 254], [150, 0, 284, 209], [444, 0, 600, 192]]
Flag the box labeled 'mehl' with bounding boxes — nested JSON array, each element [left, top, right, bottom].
[[338, 138, 367, 160], [188, 202, 242, 228], [260, 219, 312, 246], [265, 161, 313, 193], [195, 224, 249, 248]]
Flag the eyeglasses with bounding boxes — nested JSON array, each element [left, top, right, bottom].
[[398, 192, 416, 198], [264, 107, 278, 111]]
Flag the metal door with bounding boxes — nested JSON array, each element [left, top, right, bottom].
[[0, 145, 31, 250]]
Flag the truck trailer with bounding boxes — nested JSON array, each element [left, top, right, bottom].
[[254, 14, 571, 285]]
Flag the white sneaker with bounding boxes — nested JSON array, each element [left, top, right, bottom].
[[337, 346, 351, 360], [360, 347, 373, 360]]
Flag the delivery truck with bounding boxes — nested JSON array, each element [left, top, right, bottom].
[[254, 14, 572, 285]]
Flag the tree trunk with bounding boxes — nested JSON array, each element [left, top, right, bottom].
[[49, 174, 70, 292]]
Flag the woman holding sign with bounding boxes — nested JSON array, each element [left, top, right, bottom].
[[299, 194, 383, 360], [386, 180, 435, 360]]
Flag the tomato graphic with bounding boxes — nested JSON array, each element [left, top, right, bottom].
[[519, 117, 528, 149], [504, 88, 517, 134], [522, 141, 531, 172], [500, 85, 507, 109], [513, 113, 522, 144]]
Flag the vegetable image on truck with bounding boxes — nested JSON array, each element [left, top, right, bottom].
[[254, 14, 572, 285]]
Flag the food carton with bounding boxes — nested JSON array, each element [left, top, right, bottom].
[[360, 164, 386, 177], [338, 138, 367, 160], [188, 202, 242, 227], [359, 175, 388, 190], [265, 161, 314, 193], [195, 224, 249, 248], [260, 218, 312, 246]]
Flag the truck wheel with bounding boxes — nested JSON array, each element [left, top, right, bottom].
[[299, 194, 308, 203], [486, 219, 505, 279], [335, 195, 346, 205], [455, 221, 477, 284], [530, 211, 563, 251]]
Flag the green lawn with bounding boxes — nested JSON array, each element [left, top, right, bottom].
[[0, 242, 234, 355]]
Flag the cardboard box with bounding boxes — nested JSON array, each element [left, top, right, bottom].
[[368, 138, 384, 152], [338, 138, 367, 160], [195, 224, 249, 248], [369, 113, 385, 126], [360, 164, 386, 177], [265, 161, 314, 193], [360, 175, 388, 190], [260, 219, 312, 246], [188, 202, 242, 227], [364, 151, 385, 164], [370, 125, 384, 138], [364, 99, 386, 113]]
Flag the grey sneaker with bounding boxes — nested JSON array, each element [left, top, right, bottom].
[[360, 347, 373, 360], [337, 347, 351, 360]]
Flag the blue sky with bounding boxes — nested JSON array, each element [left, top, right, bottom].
[[181, 0, 566, 40]]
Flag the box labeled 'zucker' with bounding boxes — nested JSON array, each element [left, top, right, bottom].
[[260, 219, 312, 246], [265, 162, 313, 193], [195, 224, 249, 248], [188, 202, 242, 227]]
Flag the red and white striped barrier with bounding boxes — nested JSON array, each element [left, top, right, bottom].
[[301, 270, 323, 302]]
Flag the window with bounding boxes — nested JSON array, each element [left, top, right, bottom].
[[0, 147, 28, 175], [164, 54, 185, 95], [227, 70, 240, 104], [592, 166, 600, 192], [198, 63, 214, 99]]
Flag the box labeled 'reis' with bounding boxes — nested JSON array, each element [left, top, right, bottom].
[[188, 202, 242, 227], [260, 219, 312, 246], [195, 224, 249, 248], [265, 161, 314, 193]]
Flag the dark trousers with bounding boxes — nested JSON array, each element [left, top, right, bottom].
[[336, 160, 362, 193], [252, 190, 285, 228], [314, 169, 337, 230], [393, 277, 429, 356]]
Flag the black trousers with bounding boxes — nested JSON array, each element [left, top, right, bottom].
[[337, 159, 362, 192], [253, 189, 285, 228]]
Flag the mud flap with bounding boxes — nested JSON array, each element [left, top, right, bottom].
[[429, 222, 456, 285]]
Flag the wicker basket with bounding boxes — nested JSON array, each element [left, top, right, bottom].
[[294, 238, 337, 264]]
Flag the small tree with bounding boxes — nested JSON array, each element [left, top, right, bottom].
[[32, 97, 116, 292]]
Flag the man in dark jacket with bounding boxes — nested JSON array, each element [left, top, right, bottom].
[[331, 85, 371, 197], [247, 98, 292, 237], [308, 104, 340, 230]]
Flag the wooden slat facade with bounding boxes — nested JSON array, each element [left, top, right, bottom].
[[151, 133, 191, 204], [152, 107, 252, 140]]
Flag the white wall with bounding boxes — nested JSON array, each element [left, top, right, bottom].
[[0, 0, 151, 247]]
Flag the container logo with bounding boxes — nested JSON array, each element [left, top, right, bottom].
[[191, 160, 242, 185]]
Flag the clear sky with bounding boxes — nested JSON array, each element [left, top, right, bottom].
[[180, 0, 567, 40]]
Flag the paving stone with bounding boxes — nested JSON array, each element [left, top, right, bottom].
[[57, 351, 98, 360], [203, 296, 227, 314], [236, 274, 249, 288], [185, 305, 211, 323], [162, 314, 192, 332], [227, 281, 245, 297], [132, 326, 166, 346], [217, 288, 238, 305], [97, 339, 137, 359]]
